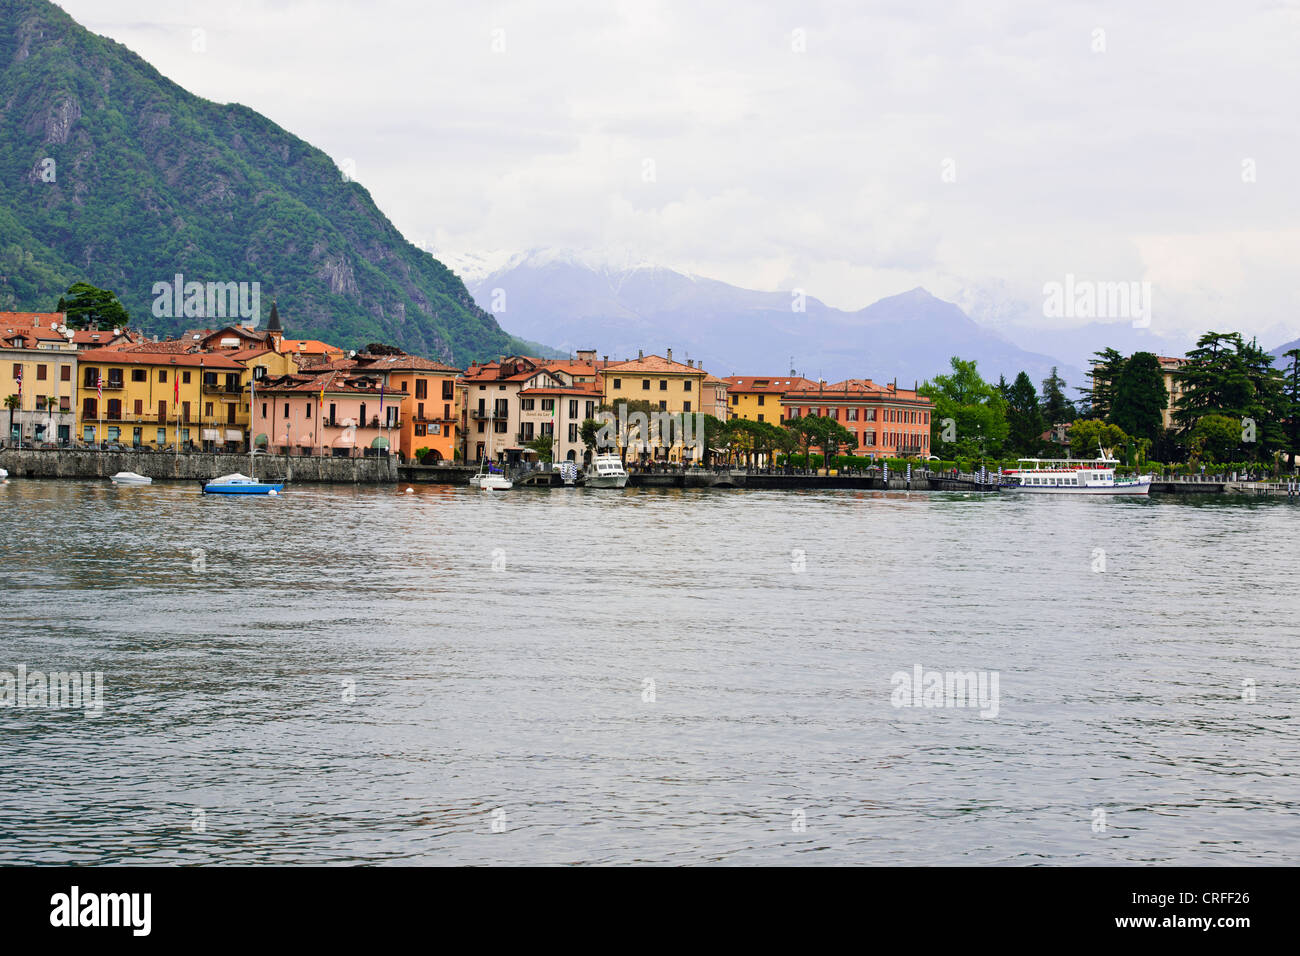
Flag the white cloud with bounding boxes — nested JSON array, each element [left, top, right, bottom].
[[58, 0, 1300, 344]]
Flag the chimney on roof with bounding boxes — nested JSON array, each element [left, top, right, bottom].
[[666, 348, 672, 363], [603, 355, 608, 365], [687, 359, 694, 368], [638, 349, 643, 360]]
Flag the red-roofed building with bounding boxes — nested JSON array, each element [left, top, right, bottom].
[[782, 379, 934, 458], [76, 347, 246, 449], [252, 370, 407, 458]]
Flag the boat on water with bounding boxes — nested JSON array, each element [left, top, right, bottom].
[[584, 453, 629, 489], [110, 471, 152, 485], [1001, 456, 1151, 495], [202, 473, 284, 495], [469, 461, 512, 491], [0, 467, 7, 481]]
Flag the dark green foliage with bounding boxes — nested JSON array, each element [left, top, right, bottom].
[[1110, 352, 1167, 444], [1004, 371, 1045, 454], [1173, 332, 1285, 460], [59, 281, 129, 330], [0, 0, 536, 365], [1039, 367, 1075, 424], [1079, 348, 1124, 419]]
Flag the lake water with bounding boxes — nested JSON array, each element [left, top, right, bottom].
[[1, 478, 1297, 865]]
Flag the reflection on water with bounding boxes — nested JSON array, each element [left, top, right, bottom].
[[0, 479, 1297, 864]]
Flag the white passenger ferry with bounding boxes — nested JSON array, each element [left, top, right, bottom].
[[1001, 456, 1152, 495]]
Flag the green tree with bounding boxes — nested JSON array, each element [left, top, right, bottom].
[[1079, 348, 1124, 419], [3, 394, 18, 444], [700, 414, 730, 465], [1174, 332, 1285, 460], [525, 435, 553, 461], [1110, 352, 1168, 444], [1067, 419, 1129, 460], [919, 357, 1008, 458], [1005, 371, 1045, 454], [59, 282, 131, 331], [1188, 414, 1241, 464], [579, 417, 605, 456], [1282, 349, 1300, 463], [1040, 366, 1075, 424]]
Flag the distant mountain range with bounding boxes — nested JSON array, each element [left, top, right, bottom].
[[0, 0, 535, 365], [466, 251, 1088, 390]]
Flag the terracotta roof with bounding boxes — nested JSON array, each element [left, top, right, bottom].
[[282, 339, 345, 355], [256, 370, 409, 396], [462, 356, 545, 383], [520, 385, 602, 397], [724, 375, 814, 393], [545, 358, 614, 376], [0, 311, 67, 328], [77, 347, 244, 369], [196, 326, 269, 344], [227, 347, 275, 361], [354, 353, 460, 374], [117, 339, 199, 354], [785, 379, 931, 403], [603, 354, 703, 374]]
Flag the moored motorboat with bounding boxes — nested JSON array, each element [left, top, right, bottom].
[[584, 453, 628, 488], [202, 472, 284, 495], [110, 471, 152, 485]]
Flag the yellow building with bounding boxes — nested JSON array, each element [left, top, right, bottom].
[[76, 347, 248, 449], [1, 326, 79, 445], [598, 350, 708, 461], [723, 375, 814, 424], [600, 350, 706, 413]]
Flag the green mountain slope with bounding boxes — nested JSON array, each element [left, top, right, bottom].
[[0, 0, 542, 364]]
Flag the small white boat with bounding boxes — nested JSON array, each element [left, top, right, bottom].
[[469, 461, 512, 491], [110, 471, 152, 485], [1001, 456, 1151, 495], [0, 467, 7, 481], [585, 453, 629, 488]]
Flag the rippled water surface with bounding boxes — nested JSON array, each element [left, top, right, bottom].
[[1, 478, 1297, 865]]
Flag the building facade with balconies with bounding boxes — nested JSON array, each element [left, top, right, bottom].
[[2, 326, 79, 446], [75, 347, 246, 449], [251, 370, 406, 457], [781, 379, 934, 459]]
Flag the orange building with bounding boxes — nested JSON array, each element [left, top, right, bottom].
[[782, 379, 934, 459], [349, 351, 460, 462]]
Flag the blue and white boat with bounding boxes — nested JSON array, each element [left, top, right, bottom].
[[202, 472, 283, 495]]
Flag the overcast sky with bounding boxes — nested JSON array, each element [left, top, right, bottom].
[[59, 0, 1300, 346]]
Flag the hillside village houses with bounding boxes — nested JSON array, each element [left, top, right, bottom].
[[3, 304, 954, 466]]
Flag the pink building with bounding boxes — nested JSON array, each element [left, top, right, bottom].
[[252, 370, 406, 457]]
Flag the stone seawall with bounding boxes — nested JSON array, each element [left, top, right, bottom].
[[0, 448, 397, 483]]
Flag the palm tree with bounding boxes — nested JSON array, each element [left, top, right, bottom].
[[3, 394, 19, 447]]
